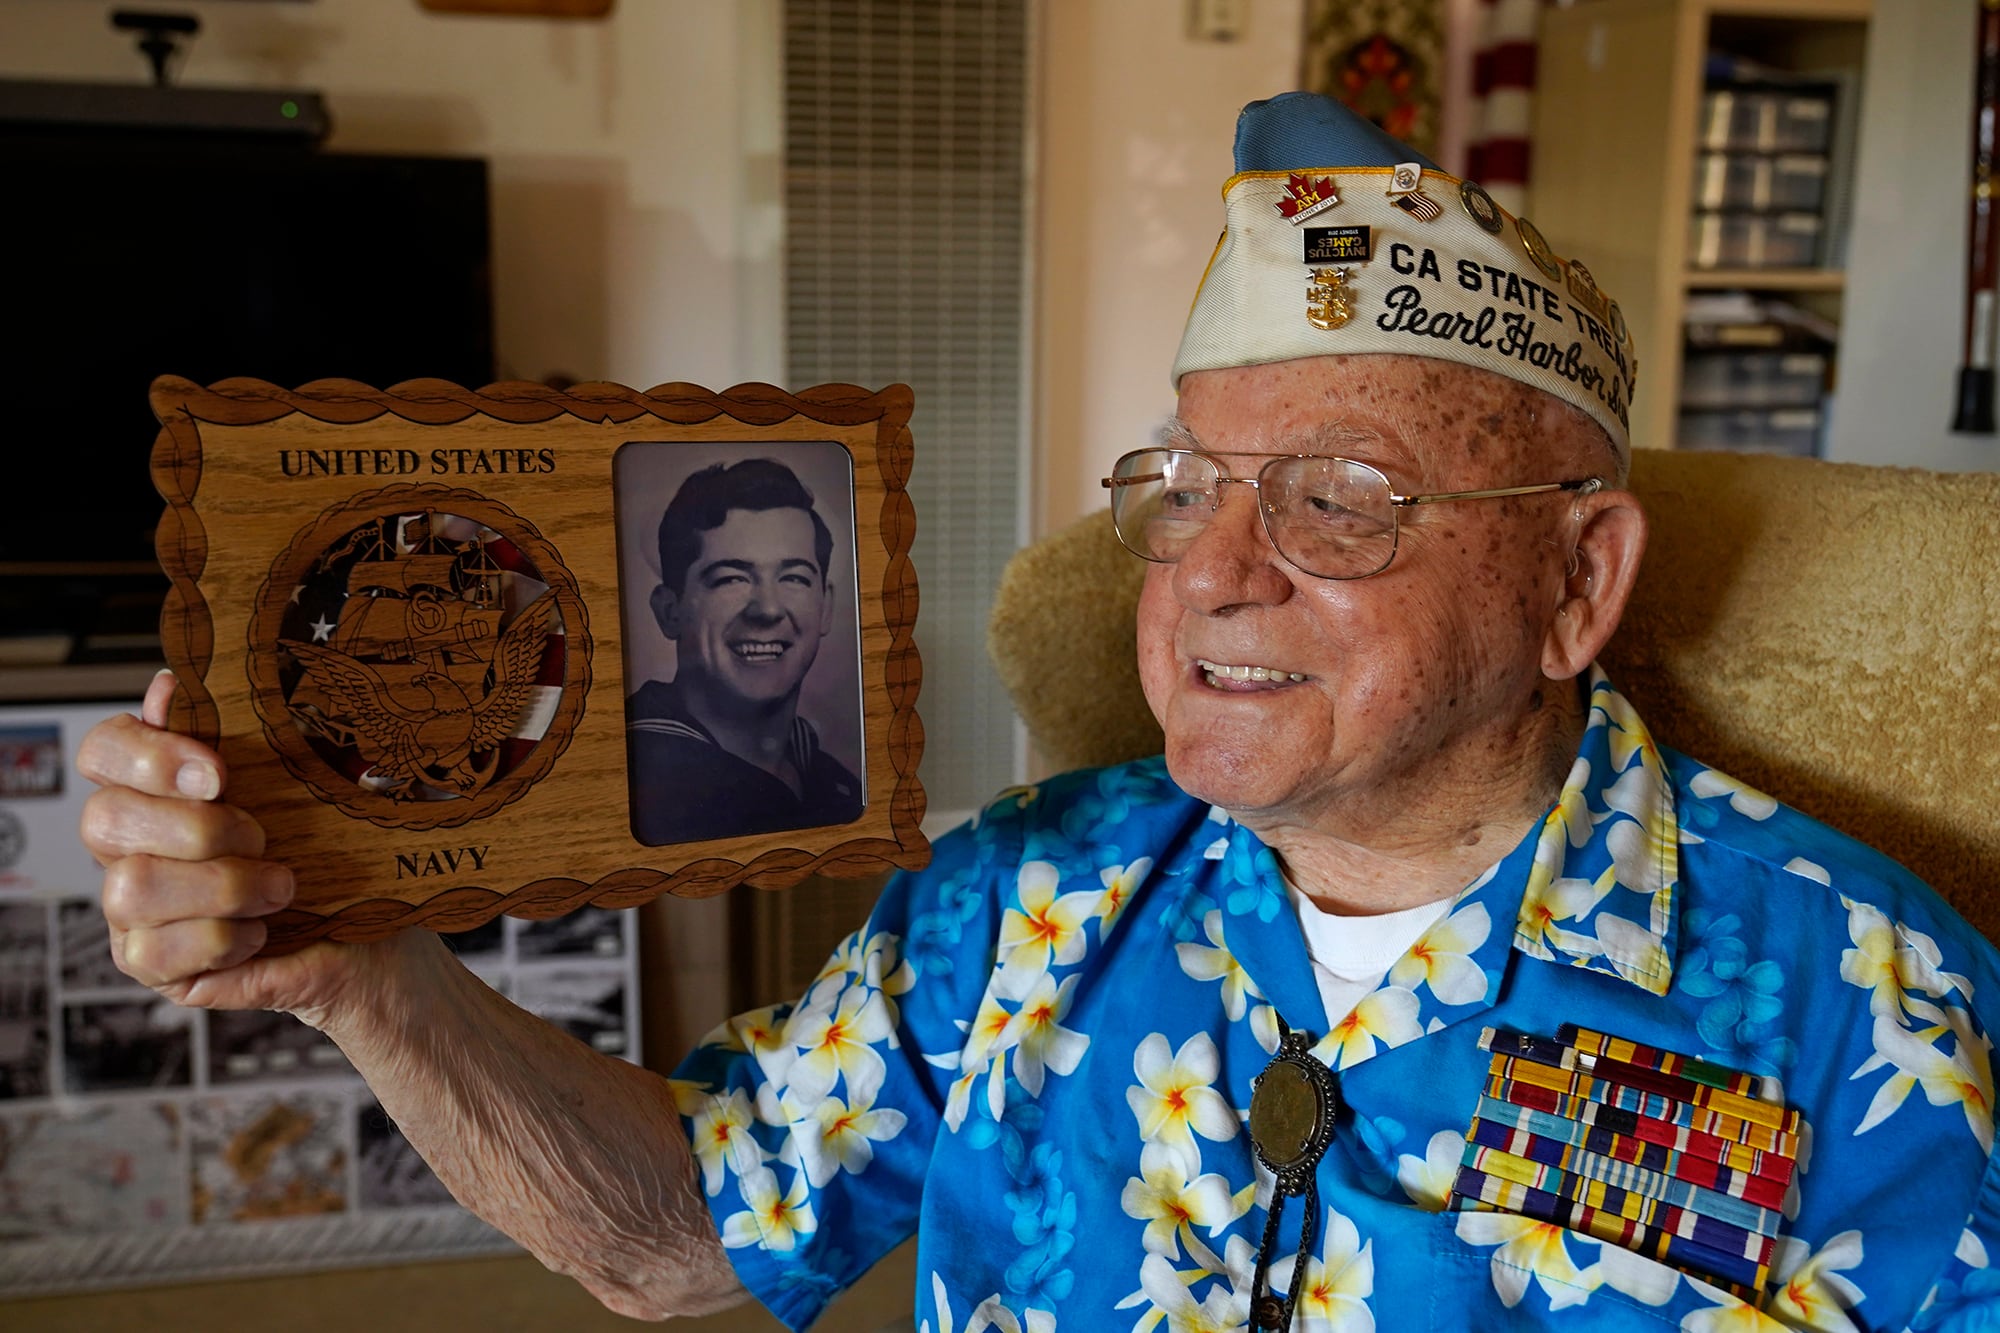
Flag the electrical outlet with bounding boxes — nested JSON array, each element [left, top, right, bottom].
[[1187, 0, 1247, 43]]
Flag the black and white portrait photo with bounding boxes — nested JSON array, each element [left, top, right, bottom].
[[613, 441, 866, 848]]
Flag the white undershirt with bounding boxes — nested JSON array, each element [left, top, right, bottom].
[[1287, 884, 1454, 1026]]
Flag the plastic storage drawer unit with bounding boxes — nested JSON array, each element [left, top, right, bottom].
[[1680, 351, 1828, 409], [1677, 406, 1822, 456], [1689, 210, 1824, 268], [1692, 152, 1829, 212], [1698, 89, 1835, 153]]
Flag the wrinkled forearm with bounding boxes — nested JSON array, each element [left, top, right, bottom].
[[304, 931, 744, 1319]]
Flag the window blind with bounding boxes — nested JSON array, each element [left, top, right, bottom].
[[762, 0, 1031, 1002], [785, 0, 1028, 816]]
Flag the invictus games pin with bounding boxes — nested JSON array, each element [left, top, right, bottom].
[[1386, 162, 1443, 222], [1276, 172, 1341, 224], [1459, 180, 1504, 234], [1516, 216, 1564, 281], [1304, 225, 1371, 264], [1306, 268, 1353, 330]]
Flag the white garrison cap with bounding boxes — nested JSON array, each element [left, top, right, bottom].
[[1174, 92, 1638, 459]]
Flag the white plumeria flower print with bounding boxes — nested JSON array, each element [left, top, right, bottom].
[[1452, 1211, 1600, 1309], [1098, 857, 1153, 934], [1681, 1230, 1867, 1333], [1517, 863, 1617, 959], [1120, 1141, 1239, 1270], [784, 981, 893, 1110], [1594, 912, 1674, 993], [1689, 767, 1780, 820], [923, 1273, 1059, 1333], [1177, 910, 1264, 1021], [1001, 971, 1091, 1097], [1394, 1129, 1464, 1211], [1839, 896, 1964, 1020], [687, 1087, 763, 1195], [1386, 902, 1492, 1007], [1128, 1032, 1239, 1178], [1137, 1251, 1249, 1333], [1784, 857, 1831, 885], [1854, 1010, 1995, 1154], [792, 1086, 907, 1188], [720, 1165, 816, 1251], [1266, 1206, 1375, 1333], [996, 861, 1101, 998], [1318, 987, 1423, 1070]]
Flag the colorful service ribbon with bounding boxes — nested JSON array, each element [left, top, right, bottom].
[[1451, 1026, 1808, 1306]]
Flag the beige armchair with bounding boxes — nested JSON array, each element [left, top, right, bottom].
[[989, 450, 2000, 937]]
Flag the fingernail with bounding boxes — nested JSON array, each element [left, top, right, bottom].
[[257, 866, 295, 908], [176, 762, 219, 801]]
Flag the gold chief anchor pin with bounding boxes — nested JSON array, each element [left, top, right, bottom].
[[1307, 267, 1353, 330]]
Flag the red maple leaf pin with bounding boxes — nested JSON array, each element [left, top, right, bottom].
[[1276, 173, 1339, 220]]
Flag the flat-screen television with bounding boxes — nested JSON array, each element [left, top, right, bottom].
[[2, 128, 493, 658]]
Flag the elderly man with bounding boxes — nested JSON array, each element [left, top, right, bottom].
[[625, 456, 863, 846], [77, 94, 1997, 1331]]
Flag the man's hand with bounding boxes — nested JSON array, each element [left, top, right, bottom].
[[76, 669, 381, 1024]]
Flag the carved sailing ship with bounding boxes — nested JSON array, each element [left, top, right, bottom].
[[280, 514, 554, 800]]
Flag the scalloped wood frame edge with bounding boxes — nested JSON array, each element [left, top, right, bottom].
[[150, 375, 926, 953]]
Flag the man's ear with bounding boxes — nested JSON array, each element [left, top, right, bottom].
[[1543, 489, 1647, 681], [651, 583, 682, 641]]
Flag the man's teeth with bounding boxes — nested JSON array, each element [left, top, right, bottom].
[[1195, 659, 1306, 684], [733, 641, 788, 660]]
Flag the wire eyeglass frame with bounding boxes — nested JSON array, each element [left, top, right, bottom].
[[1101, 447, 1603, 580]]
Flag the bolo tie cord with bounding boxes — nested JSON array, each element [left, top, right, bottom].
[[1250, 1173, 1319, 1331]]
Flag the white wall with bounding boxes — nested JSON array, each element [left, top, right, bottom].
[[0, 0, 782, 1057], [1034, 0, 1302, 535], [1828, 0, 2000, 473], [0, 0, 784, 391], [1031, 0, 1494, 535]]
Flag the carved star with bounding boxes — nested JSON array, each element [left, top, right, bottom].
[[310, 615, 335, 643]]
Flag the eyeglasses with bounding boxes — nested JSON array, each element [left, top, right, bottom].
[[1102, 448, 1602, 580]]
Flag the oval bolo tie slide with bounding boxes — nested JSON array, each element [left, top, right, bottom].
[[1247, 1026, 1341, 1331], [1249, 1028, 1341, 1187]]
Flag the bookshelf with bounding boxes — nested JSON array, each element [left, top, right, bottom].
[[1533, 0, 1872, 452]]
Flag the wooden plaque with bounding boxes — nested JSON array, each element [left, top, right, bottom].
[[150, 377, 927, 952]]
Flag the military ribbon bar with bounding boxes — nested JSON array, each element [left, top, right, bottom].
[[1450, 1163, 1769, 1295], [1470, 1092, 1792, 1205], [1465, 1115, 1784, 1235], [1486, 1054, 1801, 1156], [1481, 1026, 1797, 1134], [1457, 1028, 1810, 1306], [1557, 1023, 1766, 1099]]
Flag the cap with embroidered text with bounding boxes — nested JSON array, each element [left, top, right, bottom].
[[1173, 91, 1638, 460]]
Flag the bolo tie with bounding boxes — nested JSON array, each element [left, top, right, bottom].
[[1246, 1017, 1341, 1332]]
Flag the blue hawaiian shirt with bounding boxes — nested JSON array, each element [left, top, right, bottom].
[[672, 671, 2000, 1332]]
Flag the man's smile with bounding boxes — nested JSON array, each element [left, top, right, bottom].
[[1193, 657, 1308, 690], [731, 638, 794, 663]]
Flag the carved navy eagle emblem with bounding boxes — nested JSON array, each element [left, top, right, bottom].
[[278, 592, 552, 800], [281, 589, 555, 799], [276, 512, 563, 801]]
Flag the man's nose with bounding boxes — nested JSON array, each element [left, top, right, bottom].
[[1171, 484, 1293, 612], [744, 580, 796, 620]]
